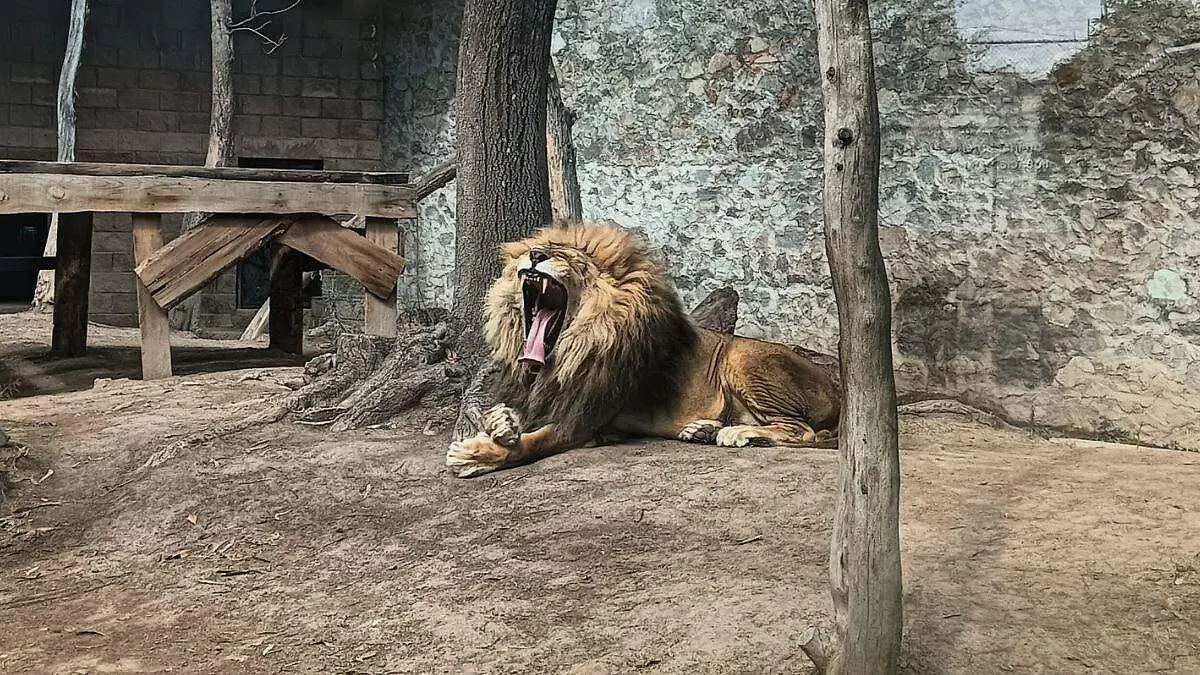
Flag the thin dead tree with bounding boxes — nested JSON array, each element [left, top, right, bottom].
[[33, 0, 88, 311], [546, 60, 583, 221], [800, 0, 903, 672], [180, 0, 301, 331]]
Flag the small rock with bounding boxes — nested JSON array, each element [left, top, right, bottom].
[[707, 52, 732, 74], [0, 427, 9, 446]]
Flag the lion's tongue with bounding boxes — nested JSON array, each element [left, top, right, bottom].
[[520, 308, 557, 365]]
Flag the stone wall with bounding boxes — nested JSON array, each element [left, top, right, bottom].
[[399, 0, 1199, 449], [1, 0, 384, 330]]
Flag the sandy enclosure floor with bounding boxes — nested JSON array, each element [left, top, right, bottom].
[[0, 313, 1198, 674]]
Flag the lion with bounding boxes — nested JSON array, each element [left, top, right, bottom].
[[445, 221, 841, 477]]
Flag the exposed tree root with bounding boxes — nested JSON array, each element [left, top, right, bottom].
[[289, 318, 467, 432]]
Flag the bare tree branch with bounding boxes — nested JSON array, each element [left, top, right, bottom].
[[230, 0, 302, 54]]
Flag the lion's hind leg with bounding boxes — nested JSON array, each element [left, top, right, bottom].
[[715, 421, 817, 448]]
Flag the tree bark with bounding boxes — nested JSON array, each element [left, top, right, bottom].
[[34, 0, 88, 311], [805, 0, 903, 673], [452, 0, 557, 355], [202, 0, 236, 176], [546, 61, 583, 221]]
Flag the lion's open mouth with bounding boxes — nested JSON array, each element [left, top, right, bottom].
[[519, 270, 567, 369]]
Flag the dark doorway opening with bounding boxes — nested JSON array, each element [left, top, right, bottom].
[[235, 157, 325, 310], [0, 214, 51, 306]]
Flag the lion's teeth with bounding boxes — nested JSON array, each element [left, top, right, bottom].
[[541, 278, 548, 294]]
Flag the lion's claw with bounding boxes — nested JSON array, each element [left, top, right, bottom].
[[483, 404, 522, 447]]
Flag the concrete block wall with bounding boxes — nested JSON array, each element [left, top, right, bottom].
[[381, 0, 1200, 450], [0, 0, 384, 330]]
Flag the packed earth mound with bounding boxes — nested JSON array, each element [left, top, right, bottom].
[[0, 314, 1197, 673]]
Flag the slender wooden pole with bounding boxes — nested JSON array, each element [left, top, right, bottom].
[[268, 245, 304, 356], [132, 214, 173, 379], [34, 0, 88, 310], [804, 0, 903, 672], [363, 217, 399, 337], [50, 212, 93, 357]]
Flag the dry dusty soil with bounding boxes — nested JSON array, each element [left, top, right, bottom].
[[1, 312, 1198, 674]]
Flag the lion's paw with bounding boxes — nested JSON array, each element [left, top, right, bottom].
[[446, 433, 512, 478], [679, 419, 723, 444], [483, 404, 522, 447], [715, 425, 775, 448]]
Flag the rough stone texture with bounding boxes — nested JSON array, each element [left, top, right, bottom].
[[1, 0, 385, 331], [384, 0, 1200, 450]]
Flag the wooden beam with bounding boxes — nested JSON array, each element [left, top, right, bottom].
[[132, 213, 172, 379], [412, 159, 456, 200], [362, 217, 399, 337], [276, 217, 405, 300], [269, 245, 304, 356], [134, 215, 292, 310], [50, 212, 92, 357], [0, 173, 417, 219], [0, 160, 410, 185]]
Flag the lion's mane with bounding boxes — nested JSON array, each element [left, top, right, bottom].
[[483, 221, 699, 439]]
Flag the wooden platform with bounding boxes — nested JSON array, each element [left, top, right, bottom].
[[0, 161, 416, 379]]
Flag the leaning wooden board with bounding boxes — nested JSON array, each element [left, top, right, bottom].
[[277, 217, 405, 300]]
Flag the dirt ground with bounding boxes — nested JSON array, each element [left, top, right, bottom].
[[1, 313, 1198, 674]]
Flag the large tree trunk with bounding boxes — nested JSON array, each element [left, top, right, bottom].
[[177, 0, 236, 331], [289, 2, 558, 435], [33, 0, 88, 311], [546, 61, 583, 221], [802, 0, 903, 673], [452, 0, 557, 354]]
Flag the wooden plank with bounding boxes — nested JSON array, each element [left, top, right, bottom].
[[269, 245, 304, 356], [50, 212, 92, 357], [277, 217, 405, 300], [132, 213, 172, 379], [134, 215, 291, 310], [0, 160, 410, 185], [0, 173, 417, 218], [362, 217, 399, 337]]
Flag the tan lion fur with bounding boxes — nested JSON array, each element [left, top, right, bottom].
[[446, 220, 841, 477]]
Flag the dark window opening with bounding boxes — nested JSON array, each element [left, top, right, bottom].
[[0, 214, 51, 305], [235, 157, 325, 310]]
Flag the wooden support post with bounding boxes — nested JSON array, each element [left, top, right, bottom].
[[50, 212, 93, 357], [363, 216, 399, 337], [132, 213, 172, 379], [269, 245, 304, 355]]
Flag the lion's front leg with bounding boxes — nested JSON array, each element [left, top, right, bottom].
[[446, 423, 586, 478]]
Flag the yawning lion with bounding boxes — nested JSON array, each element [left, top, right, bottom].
[[446, 221, 841, 477]]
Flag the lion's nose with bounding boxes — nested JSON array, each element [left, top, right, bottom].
[[529, 249, 549, 265]]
